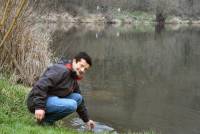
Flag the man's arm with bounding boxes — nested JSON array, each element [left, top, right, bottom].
[[74, 87, 95, 129], [73, 87, 89, 122]]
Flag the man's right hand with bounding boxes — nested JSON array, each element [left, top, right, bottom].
[[35, 109, 45, 121]]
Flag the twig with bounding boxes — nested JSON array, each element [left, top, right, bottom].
[[0, 0, 27, 49], [0, 0, 11, 30], [0, 0, 29, 83]]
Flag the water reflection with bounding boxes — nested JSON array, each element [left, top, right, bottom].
[[50, 25, 200, 134]]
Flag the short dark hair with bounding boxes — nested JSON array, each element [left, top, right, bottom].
[[74, 52, 92, 66]]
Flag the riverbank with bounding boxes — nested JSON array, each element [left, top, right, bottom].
[[0, 78, 158, 134], [33, 9, 200, 25]]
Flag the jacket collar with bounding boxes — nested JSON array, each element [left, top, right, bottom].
[[64, 61, 83, 81]]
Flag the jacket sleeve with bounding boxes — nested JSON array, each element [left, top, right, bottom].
[[74, 87, 89, 122], [32, 65, 67, 110]]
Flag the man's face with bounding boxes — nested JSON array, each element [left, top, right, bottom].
[[72, 58, 90, 78]]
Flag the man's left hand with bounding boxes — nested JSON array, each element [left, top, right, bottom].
[[86, 120, 95, 130]]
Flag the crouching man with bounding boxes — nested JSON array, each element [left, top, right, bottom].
[[27, 52, 95, 130]]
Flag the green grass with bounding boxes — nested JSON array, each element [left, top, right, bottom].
[[110, 8, 155, 23], [125, 11, 155, 21], [0, 79, 83, 134]]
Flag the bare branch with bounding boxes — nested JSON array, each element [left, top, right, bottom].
[[0, 0, 28, 49], [0, 0, 11, 30]]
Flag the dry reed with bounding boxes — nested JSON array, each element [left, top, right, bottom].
[[0, 0, 52, 85]]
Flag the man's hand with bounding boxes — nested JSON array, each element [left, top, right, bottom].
[[35, 109, 45, 122], [86, 120, 95, 130]]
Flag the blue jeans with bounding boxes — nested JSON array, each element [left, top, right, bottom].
[[43, 93, 82, 124]]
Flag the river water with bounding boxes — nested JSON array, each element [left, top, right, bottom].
[[50, 24, 200, 134]]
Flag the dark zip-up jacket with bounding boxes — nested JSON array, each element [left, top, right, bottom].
[[26, 61, 89, 122]]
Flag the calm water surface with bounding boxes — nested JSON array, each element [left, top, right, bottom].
[[50, 24, 200, 134]]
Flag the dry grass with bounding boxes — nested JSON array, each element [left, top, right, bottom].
[[0, 0, 51, 85]]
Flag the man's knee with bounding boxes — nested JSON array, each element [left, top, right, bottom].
[[72, 93, 83, 106], [63, 100, 77, 113], [68, 93, 83, 106]]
